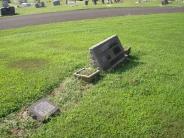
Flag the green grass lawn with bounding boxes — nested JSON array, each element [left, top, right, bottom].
[[0, 13, 184, 137], [0, 0, 184, 16]]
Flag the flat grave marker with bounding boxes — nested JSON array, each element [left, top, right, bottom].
[[28, 99, 60, 122]]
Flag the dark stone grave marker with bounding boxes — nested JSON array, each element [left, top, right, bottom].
[[28, 99, 60, 122], [1, 0, 15, 16], [89, 35, 127, 71], [161, 0, 168, 5], [84, 0, 88, 5], [35, 2, 45, 8], [35, 0, 45, 8], [53, 0, 60, 6]]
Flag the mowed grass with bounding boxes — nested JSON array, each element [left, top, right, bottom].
[[1, 0, 183, 16], [0, 13, 184, 137]]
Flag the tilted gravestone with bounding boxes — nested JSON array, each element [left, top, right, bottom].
[[28, 99, 60, 122], [89, 35, 127, 71], [1, 0, 15, 16]]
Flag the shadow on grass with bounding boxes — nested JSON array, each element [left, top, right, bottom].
[[8, 58, 48, 71], [90, 55, 142, 84], [0, 53, 9, 60], [91, 74, 104, 85], [111, 55, 143, 74]]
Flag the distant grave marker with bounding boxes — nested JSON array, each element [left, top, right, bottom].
[[21, 3, 32, 7], [92, 0, 97, 5], [161, 0, 168, 5], [28, 99, 60, 122], [67, 0, 76, 6], [35, 0, 45, 8], [53, 0, 60, 6], [18, 0, 27, 4], [0, 0, 15, 16], [84, 0, 88, 5], [89, 35, 128, 71], [2, 0, 9, 7]]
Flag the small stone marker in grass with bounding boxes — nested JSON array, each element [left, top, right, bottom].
[[74, 67, 100, 82], [89, 35, 130, 71], [28, 99, 60, 122]]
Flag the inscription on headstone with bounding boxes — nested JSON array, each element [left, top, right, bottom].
[[28, 99, 60, 122], [89, 35, 127, 70]]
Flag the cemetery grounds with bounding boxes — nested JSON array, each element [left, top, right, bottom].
[[0, 0, 184, 16], [0, 11, 184, 138]]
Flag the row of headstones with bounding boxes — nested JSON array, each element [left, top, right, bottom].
[[28, 35, 131, 122], [19, 0, 121, 8], [10, 0, 121, 9], [85, 0, 121, 5], [18, 0, 61, 8]]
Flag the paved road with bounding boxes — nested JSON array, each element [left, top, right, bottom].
[[0, 7, 184, 30]]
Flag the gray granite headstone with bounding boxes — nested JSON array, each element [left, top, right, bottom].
[[28, 99, 60, 122], [89, 35, 127, 71]]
